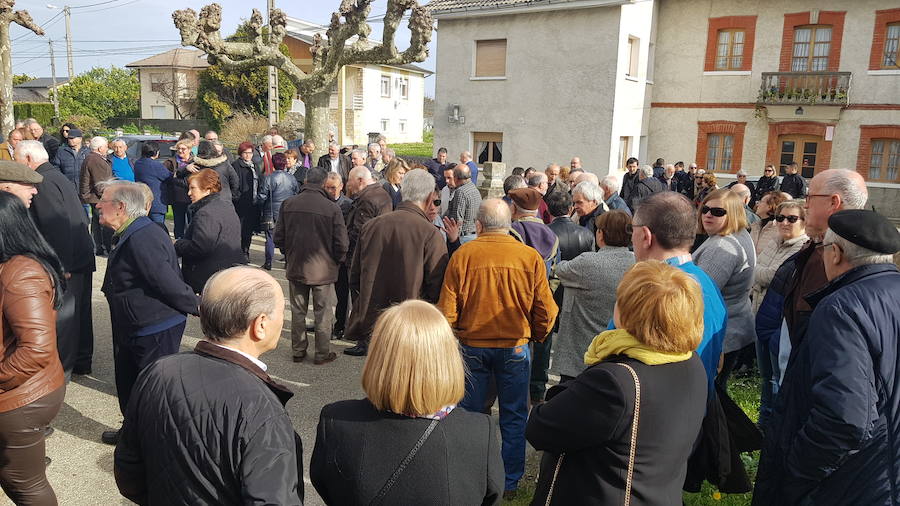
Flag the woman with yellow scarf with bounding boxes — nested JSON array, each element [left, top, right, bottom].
[[527, 260, 708, 506]]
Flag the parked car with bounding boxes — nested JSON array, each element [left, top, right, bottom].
[[118, 134, 179, 161]]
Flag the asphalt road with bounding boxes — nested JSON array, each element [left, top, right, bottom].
[[2, 233, 362, 506]]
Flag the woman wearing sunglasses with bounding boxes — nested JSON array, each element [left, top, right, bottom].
[[692, 189, 756, 388], [750, 200, 807, 428]]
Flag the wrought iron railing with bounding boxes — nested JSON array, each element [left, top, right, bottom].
[[758, 71, 851, 105]]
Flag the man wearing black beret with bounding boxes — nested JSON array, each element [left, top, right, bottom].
[[754, 208, 900, 506]]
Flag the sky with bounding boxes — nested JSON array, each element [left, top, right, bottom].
[[10, 0, 437, 96]]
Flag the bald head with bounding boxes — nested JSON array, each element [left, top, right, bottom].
[[476, 198, 512, 233], [576, 172, 599, 187], [815, 168, 868, 210], [731, 183, 751, 204], [200, 267, 282, 350]]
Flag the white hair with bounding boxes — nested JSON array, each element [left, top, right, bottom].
[[736, 169, 748, 176], [111, 138, 127, 148], [262, 135, 273, 145], [89, 136, 108, 151], [367, 142, 381, 152], [272, 135, 285, 147], [821, 169, 868, 210], [600, 175, 620, 194], [401, 169, 435, 204], [14, 140, 48, 163], [573, 181, 604, 203], [824, 228, 894, 267], [640, 165, 654, 178], [97, 180, 149, 219], [350, 149, 366, 160]]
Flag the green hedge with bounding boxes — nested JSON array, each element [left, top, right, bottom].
[[14, 103, 54, 126]]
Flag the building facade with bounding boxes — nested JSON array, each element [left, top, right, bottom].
[[284, 17, 431, 145], [647, 1, 900, 217], [429, 0, 900, 217], [126, 48, 209, 120]]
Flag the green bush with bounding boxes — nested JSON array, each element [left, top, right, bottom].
[[14, 103, 55, 126]]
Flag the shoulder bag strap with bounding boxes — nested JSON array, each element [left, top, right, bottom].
[[369, 418, 439, 506], [615, 362, 642, 506]]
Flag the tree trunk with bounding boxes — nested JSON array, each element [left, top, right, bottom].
[[302, 89, 330, 160], [0, 22, 13, 136]]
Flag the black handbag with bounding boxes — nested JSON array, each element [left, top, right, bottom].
[[369, 419, 439, 506]]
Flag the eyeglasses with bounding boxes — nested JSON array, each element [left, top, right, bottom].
[[433, 199, 441, 206], [764, 169, 774, 173], [807, 193, 833, 199], [701, 206, 727, 217], [625, 223, 644, 235], [775, 214, 802, 223]]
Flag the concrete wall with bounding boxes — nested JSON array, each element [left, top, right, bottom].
[[434, 6, 623, 173], [647, 0, 900, 217]]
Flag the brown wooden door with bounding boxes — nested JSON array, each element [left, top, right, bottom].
[[778, 134, 821, 178]]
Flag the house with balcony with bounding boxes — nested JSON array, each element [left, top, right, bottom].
[[283, 17, 432, 145], [429, 0, 900, 217], [647, 2, 900, 217]]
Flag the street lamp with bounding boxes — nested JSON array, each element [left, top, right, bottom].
[[46, 4, 73, 78]]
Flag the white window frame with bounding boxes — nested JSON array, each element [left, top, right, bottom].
[[380, 75, 391, 98], [380, 118, 390, 132]]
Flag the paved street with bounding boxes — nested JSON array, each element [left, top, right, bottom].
[[1, 232, 363, 506]]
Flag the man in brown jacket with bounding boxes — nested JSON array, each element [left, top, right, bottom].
[[343, 169, 448, 356], [437, 198, 557, 496], [80, 136, 113, 256], [345, 166, 392, 257], [275, 167, 348, 365]]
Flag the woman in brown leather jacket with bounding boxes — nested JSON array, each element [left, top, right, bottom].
[[0, 191, 66, 505]]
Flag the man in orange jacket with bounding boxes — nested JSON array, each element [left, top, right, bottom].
[[437, 198, 558, 498]]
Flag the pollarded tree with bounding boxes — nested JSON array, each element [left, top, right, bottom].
[[0, 0, 43, 134], [172, 0, 432, 158]]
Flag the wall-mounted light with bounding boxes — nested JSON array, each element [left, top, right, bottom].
[[795, 106, 804, 116]]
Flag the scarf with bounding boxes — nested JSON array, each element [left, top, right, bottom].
[[584, 329, 693, 366]]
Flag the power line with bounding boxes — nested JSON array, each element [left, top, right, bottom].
[[68, 0, 126, 9], [74, 0, 139, 14], [10, 10, 63, 41]]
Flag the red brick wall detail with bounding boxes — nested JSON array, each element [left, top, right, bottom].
[[704, 16, 757, 72], [765, 121, 835, 175], [856, 125, 900, 180], [696, 121, 746, 173], [869, 8, 900, 70], [779, 11, 846, 72]]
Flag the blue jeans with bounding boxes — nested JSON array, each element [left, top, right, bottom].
[[459, 344, 531, 491], [264, 229, 275, 264], [171, 203, 191, 239]]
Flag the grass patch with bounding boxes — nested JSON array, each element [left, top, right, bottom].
[[392, 130, 434, 158]]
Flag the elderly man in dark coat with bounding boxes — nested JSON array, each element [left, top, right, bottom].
[[98, 180, 199, 445], [343, 169, 448, 356], [275, 167, 348, 365], [753, 210, 900, 506], [17, 140, 96, 378], [115, 267, 303, 505], [81, 136, 114, 256]]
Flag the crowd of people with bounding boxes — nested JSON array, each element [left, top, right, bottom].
[[0, 116, 897, 505]]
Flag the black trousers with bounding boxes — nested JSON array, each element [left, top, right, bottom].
[[529, 335, 553, 401], [113, 321, 185, 415], [334, 264, 350, 332], [69, 271, 94, 373], [89, 204, 113, 254], [171, 203, 191, 240], [0, 386, 65, 506], [235, 201, 259, 254]]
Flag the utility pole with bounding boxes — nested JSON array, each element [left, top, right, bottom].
[[63, 6, 73, 78], [48, 40, 60, 120], [266, 0, 278, 127]]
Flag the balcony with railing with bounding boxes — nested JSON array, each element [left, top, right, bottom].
[[757, 72, 851, 106]]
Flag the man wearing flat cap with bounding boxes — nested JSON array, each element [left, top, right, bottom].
[[0, 159, 42, 207], [507, 186, 560, 405], [753, 209, 900, 506]]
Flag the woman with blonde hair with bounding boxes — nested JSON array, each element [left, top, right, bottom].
[[528, 261, 708, 506], [381, 157, 409, 209], [694, 172, 718, 206], [311, 300, 503, 505], [693, 188, 756, 387]]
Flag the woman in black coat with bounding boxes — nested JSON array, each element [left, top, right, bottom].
[[163, 140, 195, 239], [526, 261, 708, 506], [311, 300, 504, 505], [174, 169, 246, 293], [381, 158, 408, 210]]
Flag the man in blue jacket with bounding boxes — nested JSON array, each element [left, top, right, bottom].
[[752, 210, 900, 506], [133, 141, 172, 228], [51, 128, 90, 189], [97, 180, 199, 445]]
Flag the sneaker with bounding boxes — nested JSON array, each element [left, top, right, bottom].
[[314, 352, 338, 365], [343, 344, 368, 356], [101, 429, 120, 445]]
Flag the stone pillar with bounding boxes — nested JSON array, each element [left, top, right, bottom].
[[478, 161, 507, 199]]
